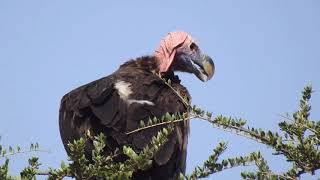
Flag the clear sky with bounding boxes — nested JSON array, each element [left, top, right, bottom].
[[1, 1, 319, 179]]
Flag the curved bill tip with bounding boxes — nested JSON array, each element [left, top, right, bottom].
[[202, 55, 215, 81]]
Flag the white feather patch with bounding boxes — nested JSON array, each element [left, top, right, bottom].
[[128, 99, 155, 106], [114, 81, 133, 100], [114, 80, 154, 106]]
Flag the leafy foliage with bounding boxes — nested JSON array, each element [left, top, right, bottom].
[[0, 85, 319, 179]]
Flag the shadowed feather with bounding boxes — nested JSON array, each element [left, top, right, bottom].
[[59, 56, 190, 179]]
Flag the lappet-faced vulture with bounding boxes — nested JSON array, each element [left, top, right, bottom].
[[59, 31, 215, 179]]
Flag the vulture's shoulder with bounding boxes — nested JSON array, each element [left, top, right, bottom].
[[60, 75, 115, 112]]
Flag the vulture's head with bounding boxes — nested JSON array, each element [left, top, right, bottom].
[[155, 31, 215, 82]]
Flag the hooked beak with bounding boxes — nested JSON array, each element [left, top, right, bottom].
[[191, 54, 215, 82]]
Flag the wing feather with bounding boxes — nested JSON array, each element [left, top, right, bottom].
[[59, 66, 190, 179]]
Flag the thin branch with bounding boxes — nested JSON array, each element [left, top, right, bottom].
[[126, 116, 194, 135], [1, 149, 50, 158], [192, 163, 254, 179], [277, 113, 294, 122], [154, 72, 190, 108]]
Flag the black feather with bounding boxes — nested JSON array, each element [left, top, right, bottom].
[[59, 56, 190, 179]]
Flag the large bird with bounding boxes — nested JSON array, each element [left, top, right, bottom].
[[59, 31, 214, 179]]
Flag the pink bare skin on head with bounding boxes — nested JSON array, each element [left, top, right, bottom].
[[154, 31, 215, 82], [154, 31, 194, 73]]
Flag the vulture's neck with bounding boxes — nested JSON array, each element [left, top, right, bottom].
[[119, 56, 181, 83]]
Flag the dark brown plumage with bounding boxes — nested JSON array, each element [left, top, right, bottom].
[[59, 56, 190, 179]]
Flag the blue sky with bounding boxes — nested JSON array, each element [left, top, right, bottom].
[[0, 1, 319, 179]]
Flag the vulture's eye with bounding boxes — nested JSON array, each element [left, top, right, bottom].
[[189, 43, 198, 51]]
